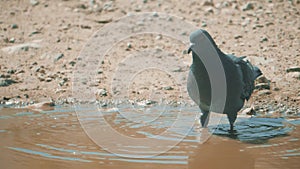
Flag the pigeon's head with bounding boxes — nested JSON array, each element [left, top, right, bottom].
[[187, 29, 219, 54]]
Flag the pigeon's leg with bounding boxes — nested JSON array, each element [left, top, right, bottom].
[[200, 110, 210, 128], [227, 113, 237, 131]]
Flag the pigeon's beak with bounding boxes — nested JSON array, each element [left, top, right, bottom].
[[188, 43, 195, 54]]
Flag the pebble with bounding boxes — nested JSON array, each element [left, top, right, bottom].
[[257, 76, 269, 83], [54, 53, 64, 62], [24, 94, 29, 98], [234, 35, 243, 39], [29, 30, 41, 36], [45, 78, 52, 82], [96, 88, 107, 97], [11, 24, 18, 29], [7, 69, 16, 74], [260, 37, 268, 42], [0, 78, 17, 87], [69, 61, 76, 66], [96, 19, 112, 24], [1, 40, 41, 54], [127, 43, 132, 49], [155, 35, 162, 40], [286, 72, 300, 80], [257, 90, 271, 96], [286, 66, 300, 73], [202, 0, 214, 6], [30, 0, 39, 6], [241, 107, 256, 115], [26, 101, 55, 111], [152, 12, 159, 17], [164, 86, 174, 90], [103, 1, 114, 12], [9, 38, 15, 43], [242, 2, 254, 11], [38, 76, 45, 82], [167, 17, 173, 21], [205, 7, 214, 13], [255, 83, 270, 90]]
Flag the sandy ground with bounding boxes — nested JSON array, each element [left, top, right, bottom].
[[1, 0, 299, 110], [0, 0, 299, 113], [0, 2, 300, 169]]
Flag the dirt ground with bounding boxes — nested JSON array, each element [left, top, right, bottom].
[[0, 0, 299, 114]]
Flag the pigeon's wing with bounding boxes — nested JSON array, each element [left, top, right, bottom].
[[234, 57, 256, 100]]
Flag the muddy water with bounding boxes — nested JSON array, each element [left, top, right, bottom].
[[0, 105, 299, 169]]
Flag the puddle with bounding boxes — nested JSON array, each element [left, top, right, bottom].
[[0, 105, 299, 169], [211, 117, 294, 143]]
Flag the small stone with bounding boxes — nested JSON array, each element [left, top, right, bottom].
[[242, 2, 254, 11], [45, 78, 52, 82], [69, 61, 76, 66], [182, 50, 188, 54], [164, 86, 174, 90], [54, 53, 64, 62], [152, 12, 159, 17], [97, 70, 103, 74], [202, 0, 214, 6], [255, 83, 270, 90], [24, 94, 29, 98], [29, 30, 41, 36], [205, 7, 214, 13], [241, 107, 256, 115], [256, 76, 269, 83], [173, 67, 183, 72], [286, 67, 300, 73], [80, 25, 91, 29], [266, 22, 274, 26], [257, 90, 271, 96], [155, 35, 162, 40], [38, 76, 45, 82], [95, 19, 112, 24], [30, 0, 39, 6], [11, 24, 18, 29], [1, 40, 41, 54], [167, 17, 173, 21], [9, 38, 15, 43], [201, 21, 207, 27], [96, 88, 107, 97], [234, 35, 243, 39], [127, 43, 132, 49], [286, 72, 300, 80], [19, 88, 28, 91], [103, 1, 114, 12], [0, 78, 17, 87], [181, 32, 188, 36], [260, 37, 268, 42], [7, 69, 16, 74], [254, 24, 264, 29]]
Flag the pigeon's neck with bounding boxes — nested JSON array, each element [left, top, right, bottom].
[[191, 53, 206, 72], [191, 48, 229, 76]]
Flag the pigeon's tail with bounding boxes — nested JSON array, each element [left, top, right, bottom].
[[253, 66, 262, 79]]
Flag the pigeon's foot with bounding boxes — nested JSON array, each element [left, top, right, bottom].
[[228, 129, 237, 134], [230, 123, 235, 131]]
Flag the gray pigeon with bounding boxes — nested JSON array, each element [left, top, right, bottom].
[[187, 29, 262, 131]]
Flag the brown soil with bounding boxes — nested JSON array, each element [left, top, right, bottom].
[[0, 1, 299, 110]]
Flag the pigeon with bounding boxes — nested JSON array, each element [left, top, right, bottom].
[[187, 29, 262, 131]]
